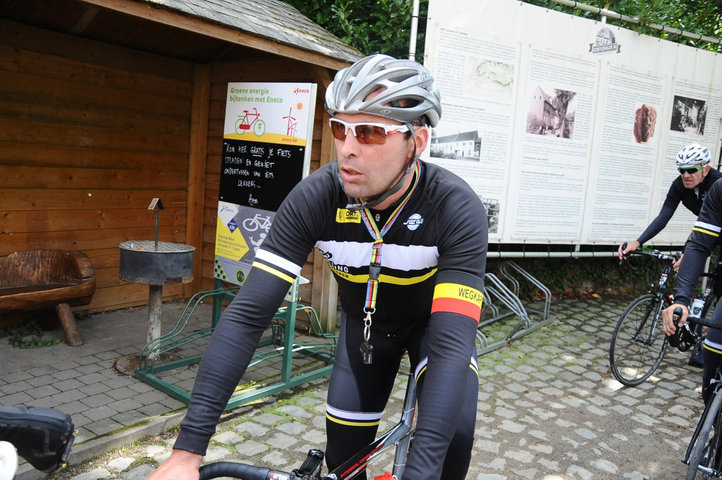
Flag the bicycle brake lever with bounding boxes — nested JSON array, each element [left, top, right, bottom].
[[619, 242, 628, 266]]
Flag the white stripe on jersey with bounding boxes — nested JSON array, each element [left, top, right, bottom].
[[694, 220, 722, 233], [325, 404, 383, 422], [315, 240, 438, 271], [255, 249, 303, 276]]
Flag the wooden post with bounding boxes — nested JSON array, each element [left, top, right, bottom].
[[185, 63, 210, 297], [310, 65, 340, 333], [56, 303, 83, 346]]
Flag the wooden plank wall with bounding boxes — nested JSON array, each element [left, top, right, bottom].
[[201, 59, 332, 306], [0, 19, 196, 313]]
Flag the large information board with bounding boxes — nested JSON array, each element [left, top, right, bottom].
[[423, 0, 722, 246], [214, 83, 316, 285]]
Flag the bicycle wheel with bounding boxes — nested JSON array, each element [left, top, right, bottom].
[[609, 293, 669, 386], [687, 389, 722, 479]]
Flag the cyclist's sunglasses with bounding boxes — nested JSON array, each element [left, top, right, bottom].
[[329, 118, 410, 145], [678, 166, 704, 175]]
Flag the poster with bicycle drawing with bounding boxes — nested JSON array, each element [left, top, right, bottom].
[[215, 82, 316, 286]]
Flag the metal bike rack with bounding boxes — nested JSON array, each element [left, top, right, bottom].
[[476, 261, 553, 356], [134, 278, 336, 410]]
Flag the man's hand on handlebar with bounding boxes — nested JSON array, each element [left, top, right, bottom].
[[618, 241, 640, 261], [662, 303, 688, 336], [673, 253, 684, 272], [148, 449, 202, 480]]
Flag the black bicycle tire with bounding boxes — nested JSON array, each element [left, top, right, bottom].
[[687, 390, 722, 480], [609, 293, 668, 386], [199, 461, 273, 480]]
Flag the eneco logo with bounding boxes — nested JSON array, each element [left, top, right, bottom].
[[294, 88, 311, 95]]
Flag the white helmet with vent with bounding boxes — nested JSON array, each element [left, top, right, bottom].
[[325, 54, 442, 127], [676, 143, 711, 167]]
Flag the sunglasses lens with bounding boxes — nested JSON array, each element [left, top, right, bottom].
[[329, 120, 388, 145], [679, 168, 699, 174], [354, 125, 387, 145], [330, 121, 347, 141]]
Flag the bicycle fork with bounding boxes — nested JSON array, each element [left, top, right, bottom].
[[633, 297, 664, 346]]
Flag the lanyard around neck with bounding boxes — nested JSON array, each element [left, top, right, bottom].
[[359, 160, 422, 313]]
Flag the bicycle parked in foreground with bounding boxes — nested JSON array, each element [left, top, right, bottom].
[[200, 368, 418, 480], [609, 246, 717, 387], [672, 307, 722, 479]]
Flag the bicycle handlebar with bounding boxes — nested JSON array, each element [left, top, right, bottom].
[[620, 242, 680, 263], [199, 448, 326, 480], [673, 306, 722, 330], [199, 462, 275, 480]]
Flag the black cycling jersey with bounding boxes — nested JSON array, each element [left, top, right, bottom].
[[637, 168, 722, 245], [174, 160, 488, 480], [673, 179, 722, 405]]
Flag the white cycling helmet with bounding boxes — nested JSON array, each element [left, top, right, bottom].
[[325, 54, 442, 127], [676, 143, 711, 167]]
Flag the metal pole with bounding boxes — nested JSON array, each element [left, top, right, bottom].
[[147, 285, 163, 343], [409, 0, 420, 60], [486, 249, 679, 258], [542, 0, 722, 46]]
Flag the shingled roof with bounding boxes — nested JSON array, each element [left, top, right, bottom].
[[144, 0, 363, 63]]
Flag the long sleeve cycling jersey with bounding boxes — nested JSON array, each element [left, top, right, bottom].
[[637, 168, 722, 245], [174, 160, 488, 480], [674, 179, 722, 307]]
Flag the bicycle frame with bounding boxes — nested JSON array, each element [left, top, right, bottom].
[[325, 372, 416, 480], [685, 377, 722, 466], [199, 371, 418, 480]]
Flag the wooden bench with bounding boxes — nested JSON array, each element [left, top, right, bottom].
[[0, 250, 96, 346]]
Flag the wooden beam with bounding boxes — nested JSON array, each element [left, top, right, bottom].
[[186, 63, 211, 297], [81, 0, 353, 70], [309, 66, 338, 332]]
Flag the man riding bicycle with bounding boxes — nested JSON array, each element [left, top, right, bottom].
[[618, 143, 721, 268], [663, 174, 722, 407], [149, 54, 488, 480]]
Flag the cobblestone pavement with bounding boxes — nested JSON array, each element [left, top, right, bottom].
[[7, 297, 708, 480]]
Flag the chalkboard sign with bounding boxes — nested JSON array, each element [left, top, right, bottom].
[[220, 139, 306, 211], [214, 82, 316, 286]]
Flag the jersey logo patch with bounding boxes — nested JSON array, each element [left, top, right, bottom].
[[404, 213, 424, 231], [336, 208, 361, 224]]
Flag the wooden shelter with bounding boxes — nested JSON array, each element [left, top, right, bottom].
[[0, 0, 362, 326]]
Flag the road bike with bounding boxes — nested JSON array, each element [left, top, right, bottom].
[[199, 369, 418, 480], [609, 247, 717, 387], [674, 307, 722, 479], [235, 108, 266, 137]]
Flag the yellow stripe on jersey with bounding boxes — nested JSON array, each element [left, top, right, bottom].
[[330, 268, 437, 285], [251, 261, 295, 284], [693, 226, 721, 237], [325, 413, 380, 427], [693, 220, 722, 237]]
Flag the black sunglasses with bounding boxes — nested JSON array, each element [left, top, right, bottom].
[[678, 166, 704, 175]]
